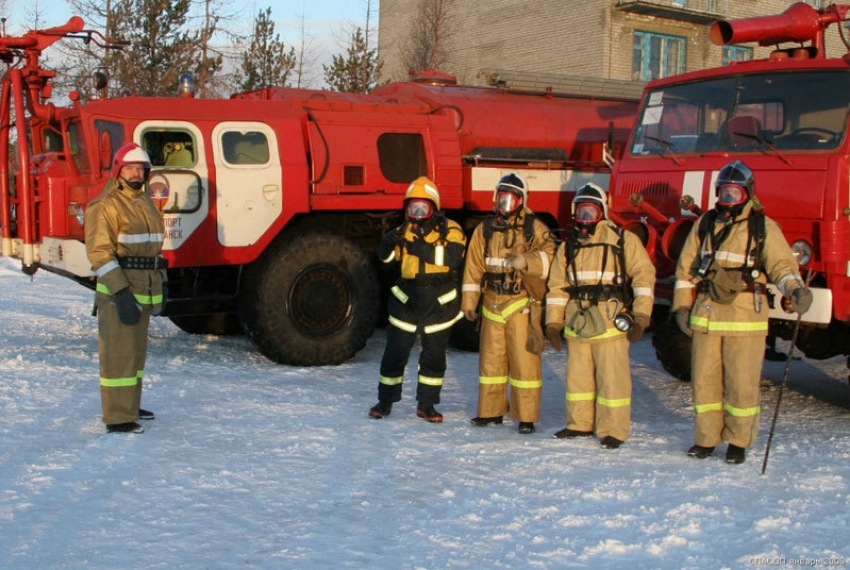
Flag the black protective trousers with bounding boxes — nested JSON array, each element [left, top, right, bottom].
[[378, 278, 460, 406]]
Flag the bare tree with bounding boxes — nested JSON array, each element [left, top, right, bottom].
[[401, 0, 457, 73], [293, 0, 319, 89]]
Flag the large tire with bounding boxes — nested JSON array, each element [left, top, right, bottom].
[[239, 231, 381, 366], [168, 313, 242, 336], [652, 319, 693, 381]]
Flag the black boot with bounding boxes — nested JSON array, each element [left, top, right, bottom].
[[106, 422, 145, 434], [518, 422, 535, 434], [600, 436, 623, 449], [553, 428, 593, 439], [416, 404, 443, 423], [138, 408, 155, 420], [369, 401, 392, 419], [470, 416, 503, 426], [687, 444, 715, 459], [726, 444, 746, 464]]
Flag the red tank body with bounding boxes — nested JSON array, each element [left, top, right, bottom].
[[0, 18, 640, 366]]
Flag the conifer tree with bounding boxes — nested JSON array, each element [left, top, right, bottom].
[[323, 27, 382, 93], [235, 7, 296, 92]]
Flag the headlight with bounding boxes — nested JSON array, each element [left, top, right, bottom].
[[791, 239, 812, 266]]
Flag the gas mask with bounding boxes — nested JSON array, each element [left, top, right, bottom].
[[574, 202, 603, 240], [495, 190, 522, 220], [715, 183, 748, 220], [406, 198, 435, 233]]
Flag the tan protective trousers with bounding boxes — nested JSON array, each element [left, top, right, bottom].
[[565, 335, 632, 441], [477, 311, 542, 422], [691, 332, 765, 448], [97, 295, 151, 425]]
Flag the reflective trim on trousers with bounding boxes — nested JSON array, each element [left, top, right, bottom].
[[689, 316, 768, 333], [437, 288, 457, 305], [566, 391, 597, 402], [597, 396, 631, 408], [724, 402, 761, 417], [423, 311, 464, 334], [510, 377, 542, 389], [388, 315, 417, 333], [101, 376, 139, 387], [480, 375, 508, 385], [419, 375, 443, 386], [96, 282, 162, 306], [482, 298, 529, 324], [379, 375, 403, 386], [564, 326, 625, 339], [694, 402, 723, 413]]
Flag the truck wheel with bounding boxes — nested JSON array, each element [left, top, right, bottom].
[[239, 231, 380, 365], [652, 320, 692, 381], [168, 313, 242, 336]]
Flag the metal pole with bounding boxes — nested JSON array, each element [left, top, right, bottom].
[[761, 269, 813, 475]]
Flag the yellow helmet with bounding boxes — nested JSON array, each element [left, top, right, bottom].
[[405, 176, 441, 211]]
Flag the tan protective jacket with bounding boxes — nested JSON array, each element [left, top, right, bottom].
[[546, 221, 655, 342], [673, 202, 802, 336], [85, 178, 166, 314], [461, 210, 554, 316]]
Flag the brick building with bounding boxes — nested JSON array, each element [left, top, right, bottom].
[[378, 0, 838, 86]]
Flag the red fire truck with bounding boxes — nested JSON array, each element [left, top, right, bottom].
[[610, 2, 850, 380], [0, 17, 640, 365]]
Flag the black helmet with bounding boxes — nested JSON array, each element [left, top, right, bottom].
[[714, 160, 754, 218], [494, 172, 528, 218]]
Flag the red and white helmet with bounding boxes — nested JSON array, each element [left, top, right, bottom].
[[111, 142, 152, 179]]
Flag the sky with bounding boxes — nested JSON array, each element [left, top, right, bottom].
[[6, 0, 378, 88]]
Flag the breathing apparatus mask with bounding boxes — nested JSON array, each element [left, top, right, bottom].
[[405, 198, 436, 233], [714, 160, 755, 220], [574, 202, 603, 240], [493, 172, 528, 221], [715, 183, 748, 219]]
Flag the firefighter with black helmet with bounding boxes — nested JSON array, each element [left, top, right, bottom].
[[545, 182, 655, 449], [85, 142, 167, 434], [369, 177, 467, 423], [674, 160, 812, 464], [461, 172, 555, 434]]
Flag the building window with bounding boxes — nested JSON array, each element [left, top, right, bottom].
[[723, 45, 753, 65], [803, 0, 822, 7], [633, 31, 686, 82]]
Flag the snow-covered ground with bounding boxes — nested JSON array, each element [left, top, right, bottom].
[[0, 256, 848, 570]]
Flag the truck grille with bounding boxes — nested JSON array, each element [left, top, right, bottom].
[[617, 181, 670, 197]]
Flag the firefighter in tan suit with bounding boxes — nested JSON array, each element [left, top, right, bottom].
[[673, 160, 811, 464], [461, 173, 555, 434], [85, 143, 167, 434], [545, 183, 655, 449]]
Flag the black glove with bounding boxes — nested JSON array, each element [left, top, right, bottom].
[[627, 313, 651, 343], [546, 324, 563, 351], [378, 227, 404, 259], [790, 287, 813, 315], [674, 309, 692, 338], [114, 287, 142, 325]]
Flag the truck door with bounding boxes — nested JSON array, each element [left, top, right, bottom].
[[136, 121, 208, 251], [212, 122, 282, 247]]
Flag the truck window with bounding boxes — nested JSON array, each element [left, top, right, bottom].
[[142, 129, 196, 168], [67, 121, 91, 175], [377, 133, 426, 183], [632, 71, 850, 155], [221, 131, 269, 165]]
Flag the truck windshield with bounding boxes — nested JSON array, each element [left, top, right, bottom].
[[631, 71, 850, 155]]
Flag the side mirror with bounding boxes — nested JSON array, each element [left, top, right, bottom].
[[99, 132, 112, 172]]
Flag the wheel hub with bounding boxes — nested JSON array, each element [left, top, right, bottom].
[[288, 264, 353, 337]]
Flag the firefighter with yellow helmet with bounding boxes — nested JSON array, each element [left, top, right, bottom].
[[545, 182, 655, 449], [461, 172, 555, 434], [369, 177, 467, 422], [85, 142, 167, 434], [673, 160, 812, 464]]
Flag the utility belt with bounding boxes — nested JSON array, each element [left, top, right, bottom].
[[483, 271, 522, 295], [405, 272, 455, 288], [563, 284, 624, 302], [697, 280, 765, 295], [118, 255, 169, 270]]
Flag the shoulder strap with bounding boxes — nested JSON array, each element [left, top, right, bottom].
[[697, 210, 718, 249], [523, 212, 536, 243]]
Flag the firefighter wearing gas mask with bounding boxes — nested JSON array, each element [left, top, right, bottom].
[[673, 160, 812, 464], [461, 172, 555, 434], [545, 183, 655, 449], [85, 142, 167, 434], [369, 177, 467, 423]]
